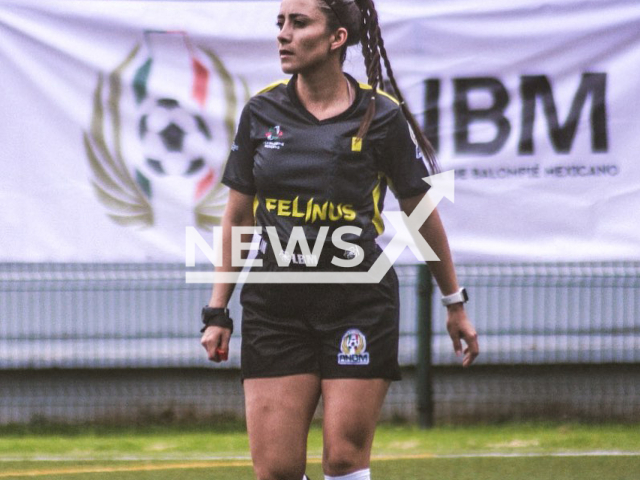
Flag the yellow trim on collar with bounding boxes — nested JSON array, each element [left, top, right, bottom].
[[357, 82, 400, 105], [256, 79, 290, 95]]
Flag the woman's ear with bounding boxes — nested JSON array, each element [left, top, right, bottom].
[[329, 27, 349, 52]]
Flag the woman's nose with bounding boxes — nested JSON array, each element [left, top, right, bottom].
[[277, 24, 291, 44]]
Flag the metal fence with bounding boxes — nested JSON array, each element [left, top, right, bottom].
[[1, 261, 639, 424]]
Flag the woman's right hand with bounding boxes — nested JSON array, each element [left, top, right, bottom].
[[201, 326, 232, 362]]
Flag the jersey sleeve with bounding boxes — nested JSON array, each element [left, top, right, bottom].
[[221, 102, 256, 196], [380, 108, 431, 199]]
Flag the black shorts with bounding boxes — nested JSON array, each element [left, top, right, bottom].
[[239, 245, 401, 381]]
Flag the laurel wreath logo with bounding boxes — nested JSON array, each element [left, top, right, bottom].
[[83, 40, 248, 229]]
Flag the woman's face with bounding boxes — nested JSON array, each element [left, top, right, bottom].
[[277, 0, 335, 74]]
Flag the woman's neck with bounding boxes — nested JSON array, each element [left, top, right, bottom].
[[295, 65, 353, 121]]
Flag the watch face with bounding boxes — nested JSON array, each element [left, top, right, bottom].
[[461, 288, 469, 302]]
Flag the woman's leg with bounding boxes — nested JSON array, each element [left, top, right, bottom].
[[321, 378, 390, 478], [244, 374, 322, 480]]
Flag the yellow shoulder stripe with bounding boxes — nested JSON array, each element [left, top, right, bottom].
[[358, 82, 400, 105], [256, 79, 289, 95], [371, 173, 387, 235], [252, 195, 259, 217]]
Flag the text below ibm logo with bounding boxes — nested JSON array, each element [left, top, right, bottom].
[[338, 329, 370, 366]]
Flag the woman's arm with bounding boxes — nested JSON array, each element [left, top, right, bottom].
[[201, 188, 255, 363], [399, 194, 479, 367]]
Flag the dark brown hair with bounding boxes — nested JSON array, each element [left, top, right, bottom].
[[318, 0, 439, 173]]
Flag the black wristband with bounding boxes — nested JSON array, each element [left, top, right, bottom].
[[200, 306, 234, 334]]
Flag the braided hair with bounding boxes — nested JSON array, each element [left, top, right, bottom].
[[318, 0, 439, 173]]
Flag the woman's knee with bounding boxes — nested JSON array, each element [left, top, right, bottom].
[[251, 436, 308, 480], [253, 460, 306, 480], [323, 438, 368, 475]]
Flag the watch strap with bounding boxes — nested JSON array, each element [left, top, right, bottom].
[[201, 306, 234, 334]]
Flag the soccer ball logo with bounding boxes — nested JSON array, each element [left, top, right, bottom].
[[138, 97, 212, 177], [340, 329, 367, 355], [84, 36, 245, 230], [343, 245, 361, 260]]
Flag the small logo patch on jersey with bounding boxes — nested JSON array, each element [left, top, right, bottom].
[[266, 125, 283, 141], [343, 245, 361, 260], [351, 137, 363, 152], [264, 125, 285, 150], [338, 329, 370, 365]]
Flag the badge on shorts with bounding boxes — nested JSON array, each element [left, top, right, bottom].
[[338, 329, 370, 365]]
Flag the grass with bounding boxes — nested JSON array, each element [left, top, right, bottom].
[[373, 422, 640, 455], [2, 458, 640, 480], [0, 422, 638, 479], [1, 421, 638, 458]]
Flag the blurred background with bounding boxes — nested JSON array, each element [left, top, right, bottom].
[[0, 0, 638, 427]]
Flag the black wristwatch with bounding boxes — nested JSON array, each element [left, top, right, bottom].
[[200, 306, 234, 334]]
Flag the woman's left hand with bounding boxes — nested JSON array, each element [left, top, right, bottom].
[[445, 304, 479, 367]]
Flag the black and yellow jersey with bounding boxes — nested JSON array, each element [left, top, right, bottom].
[[222, 73, 430, 244]]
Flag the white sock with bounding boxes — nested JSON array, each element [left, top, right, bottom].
[[325, 468, 371, 480]]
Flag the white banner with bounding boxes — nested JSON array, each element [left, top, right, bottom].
[[1, 0, 638, 263]]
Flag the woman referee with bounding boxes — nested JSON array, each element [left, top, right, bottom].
[[201, 1, 479, 479]]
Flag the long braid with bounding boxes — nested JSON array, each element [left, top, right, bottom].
[[320, 0, 438, 173], [355, 0, 383, 141], [355, 0, 439, 173], [376, 24, 439, 171]]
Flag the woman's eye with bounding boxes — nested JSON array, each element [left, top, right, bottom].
[[275, 18, 306, 30]]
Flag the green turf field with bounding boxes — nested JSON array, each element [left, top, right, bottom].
[[0, 423, 638, 479]]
